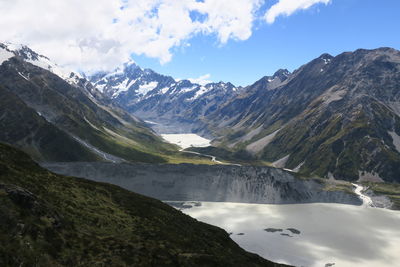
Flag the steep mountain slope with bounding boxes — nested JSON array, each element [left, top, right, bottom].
[[90, 62, 240, 135], [0, 43, 175, 163], [0, 85, 100, 161], [0, 142, 288, 266], [206, 48, 400, 182]]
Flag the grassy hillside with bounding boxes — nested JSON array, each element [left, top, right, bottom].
[[0, 143, 288, 266]]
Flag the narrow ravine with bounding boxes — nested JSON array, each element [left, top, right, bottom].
[[71, 135, 124, 163]]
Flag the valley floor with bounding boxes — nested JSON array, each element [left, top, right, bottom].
[[168, 201, 400, 267], [160, 133, 211, 149]]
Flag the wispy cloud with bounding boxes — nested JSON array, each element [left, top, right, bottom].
[[0, 0, 331, 72], [187, 74, 212, 86], [0, 0, 261, 72], [265, 0, 331, 24]]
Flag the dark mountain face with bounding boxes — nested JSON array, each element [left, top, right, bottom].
[[0, 43, 174, 163], [206, 48, 400, 182], [89, 63, 241, 135], [0, 85, 100, 161]]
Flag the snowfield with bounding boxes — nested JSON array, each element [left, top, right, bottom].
[[0, 46, 14, 65], [170, 201, 400, 267], [161, 133, 211, 149]]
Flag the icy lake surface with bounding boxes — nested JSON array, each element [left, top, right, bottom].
[[161, 133, 211, 149], [170, 201, 400, 267]]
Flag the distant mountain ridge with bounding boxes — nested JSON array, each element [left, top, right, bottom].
[[89, 47, 400, 183], [89, 61, 241, 135], [2, 42, 400, 182], [205, 48, 400, 182]]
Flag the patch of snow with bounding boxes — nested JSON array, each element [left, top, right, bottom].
[[188, 86, 209, 100], [159, 87, 170, 94], [17, 71, 29, 81], [161, 133, 210, 149], [322, 58, 331, 64], [174, 201, 400, 267], [3, 42, 23, 51], [111, 77, 130, 98], [0, 46, 14, 65], [3, 43, 82, 85], [126, 78, 138, 90], [95, 83, 106, 93], [137, 81, 158, 96], [144, 120, 158, 125], [26, 55, 78, 83], [320, 68, 324, 72], [388, 131, 400, 153], [179, 86, 197, 94]]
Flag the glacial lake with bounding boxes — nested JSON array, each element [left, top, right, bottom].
[[168, 201, 400, 267]]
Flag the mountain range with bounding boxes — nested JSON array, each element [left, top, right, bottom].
[[1, 42, 400, 183], [1, 41, 400, 265], [0, 42, 294, 266], [89, 61, 240, 135], [87, 47, 400, 183]]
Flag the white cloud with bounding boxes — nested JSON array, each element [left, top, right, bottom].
[[265, 0, 331, 24], [0, 0, 331, 73], [187, 74, 212, 86], [0, 0, 261, 73]]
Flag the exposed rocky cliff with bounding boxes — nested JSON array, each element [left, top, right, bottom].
[[43, 162, 361, 205]]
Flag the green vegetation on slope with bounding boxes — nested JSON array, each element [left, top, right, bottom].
[[0, 143, 287, 267]]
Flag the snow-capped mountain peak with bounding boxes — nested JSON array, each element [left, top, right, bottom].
[[0, 42, 83, 86]]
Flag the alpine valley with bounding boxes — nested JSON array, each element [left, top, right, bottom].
[[88, 46, 400, 184], [1, 42, 400, 267]]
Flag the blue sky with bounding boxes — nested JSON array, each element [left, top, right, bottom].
[[134, 0, 400, 86]]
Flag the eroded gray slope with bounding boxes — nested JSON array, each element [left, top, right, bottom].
[[44, 162, 361, 205]]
